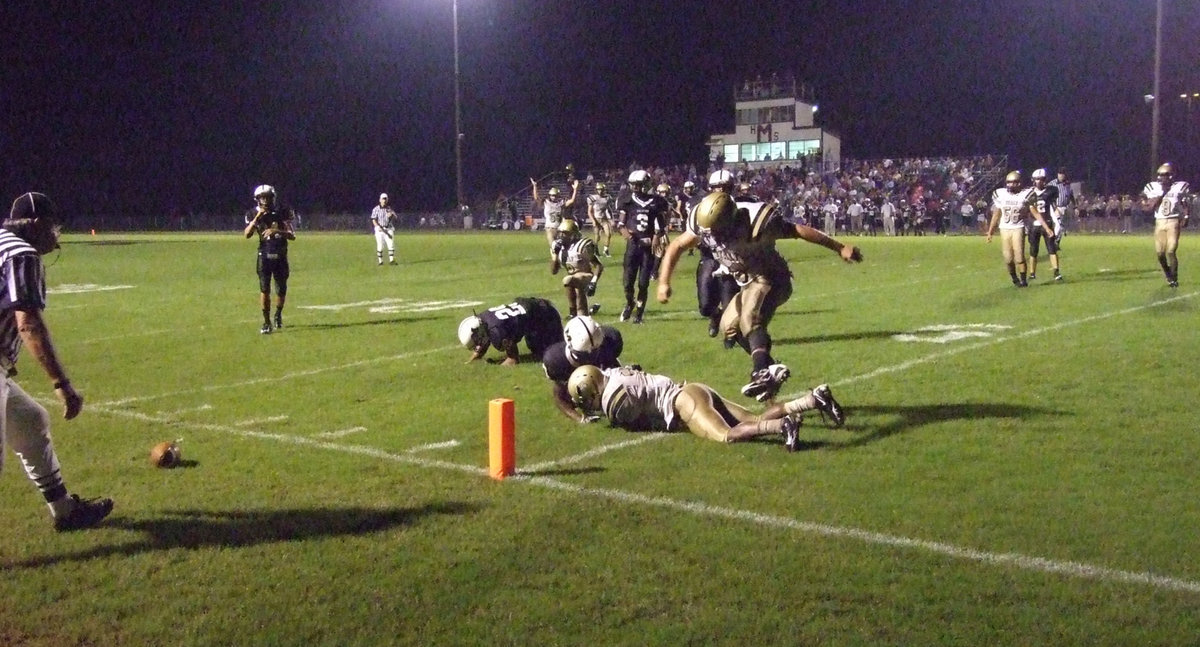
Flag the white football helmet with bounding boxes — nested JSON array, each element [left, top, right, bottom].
[[457, 315, 485, 349], [628, 170, 652, 195], [1031, 168, 1047, 180], [254, 184, 276, 199], [567, 365, 606, 412], [707, 170, 734, 191], [564, 316, 603, 354]]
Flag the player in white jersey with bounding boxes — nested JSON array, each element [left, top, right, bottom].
[[656, 170, 862, 402], [586, 182, 615, 257], [370, 192, 397, 265], [986, 171, 1054, 287], [567, 365, 844, 452], [1140, 163, 1192, 287], [532, 177, 577, 261], [551, 219, 604, 318]]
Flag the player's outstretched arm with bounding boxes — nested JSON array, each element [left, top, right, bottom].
[[791, 224, 862, 262], [656, 230, 699, 303]]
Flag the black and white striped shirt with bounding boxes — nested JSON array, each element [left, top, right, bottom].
[[0, 229, 45, 369]]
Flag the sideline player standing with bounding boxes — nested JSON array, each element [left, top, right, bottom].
[[370, 192, 397, 265], [1141, 163, 1191, 287], [986, 171, 1052, 288], [616, 170, 669, 324], [531, 178, 577, 261], [244, 185, 296, 334], [656, 187, 862, 403], [1026, 169, 1064, 282], [1, 192, 112, 530], [586, 182, 616, 257]]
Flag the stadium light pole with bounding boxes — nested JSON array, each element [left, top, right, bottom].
[[453, 0, 465, 210], [1150, 0, 1162, 173]]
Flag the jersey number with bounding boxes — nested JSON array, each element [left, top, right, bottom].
[[488, 302, 527, 320]]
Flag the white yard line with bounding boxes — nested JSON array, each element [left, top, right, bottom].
[[95, 345, 458, 406], [406, 440, 461, 453], [233, 415, 289, 427], [83, 403, 1200, 595], [521, 433, 670, 473], [314, 426, 368, 439]]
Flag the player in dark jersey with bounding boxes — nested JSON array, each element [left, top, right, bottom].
[[243, 184, 296, 334], [1025, 169, 1063, 282], [541, 315, 624, 423], [458, 297, 563, 366], [694, 171, 739, 338], [616, 170, 670, 324]]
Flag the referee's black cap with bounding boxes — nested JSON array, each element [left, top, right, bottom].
[[9, 192, 61, 223]]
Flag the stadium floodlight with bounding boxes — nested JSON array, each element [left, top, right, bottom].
[[453, 0, 464, 210], [1144, 94, 1156, 104]]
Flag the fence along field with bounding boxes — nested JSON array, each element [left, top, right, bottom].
[[0, 231, 1197, 645]]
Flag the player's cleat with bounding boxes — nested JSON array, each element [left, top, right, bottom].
[[1168, 279, 1179, 288], [811, 383, 845, 428], [603, 246, 611, 257], [260, 323, 272, 335], [1018, 280, 1028, 287], [1028, 273, 1036, 280], [707, 320, 720, 338], [389, 260, 397, 265], [274, 313, 283, 329], [741, 364, 790, 402], [620, 305, 633, 322], [54, 495, 114, 532], [589, 303, 602, 315], [781, 414, 802, 452], [1054, 272, 1063, 282], [633, 302, 645, 324]]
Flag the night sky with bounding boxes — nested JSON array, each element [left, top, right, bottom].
[[2, 0, 1197, 219]]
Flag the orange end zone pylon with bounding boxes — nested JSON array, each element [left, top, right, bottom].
[[488, 398, 515, 480]]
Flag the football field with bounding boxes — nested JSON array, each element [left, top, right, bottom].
[[1, 230, 1198, 645]]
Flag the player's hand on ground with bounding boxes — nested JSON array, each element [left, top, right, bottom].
[[841, 245, 863, 263]]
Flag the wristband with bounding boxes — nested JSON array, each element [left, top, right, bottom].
[[53, 379, 70, 390]]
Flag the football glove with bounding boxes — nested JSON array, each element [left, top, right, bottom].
[[551, 240, 564, 254]]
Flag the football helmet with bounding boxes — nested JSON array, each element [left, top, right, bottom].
[[548, 187, 561, 198], [557, 218, 580, 241], [457, 315, 486, 349], [628, 170, 652, 195], [567, 365, 606, 411], [694, 191, 736, 235], [1031, 168, 1046, 180], [707, 169, 734, 191], [564, 315, 604, 354], [683, 180, 696, 196], [253, 184, 276, 199], [1157, 163, 1174, 178], [596, 182, 607, 195], [1004, 171, 1021, 189], [656, 183, 670, 197]]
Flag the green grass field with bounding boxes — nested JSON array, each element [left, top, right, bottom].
[[0, 229, 1197, 646]]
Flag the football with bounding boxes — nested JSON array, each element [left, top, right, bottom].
[[150, 441, 182, 468]]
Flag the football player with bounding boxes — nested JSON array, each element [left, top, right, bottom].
[[616, 170, 670, 324], [656, 176, 862, 403], [986, 171, 1053, 287], [458, 297, 563, 366], [243, 184, 296, 334], [1025, 169, 1063, 282], [586, 182, 616, 257], [542, 316, 624, 423], [550, 219, 604, 318], [531, 178, 577, 261], [694, 171, 738, 338], [566, 364, 844, 452], [1141, 162, 1192, 287]]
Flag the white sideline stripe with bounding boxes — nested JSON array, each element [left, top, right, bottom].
[[96, 345, 459, 406], [406, 440, 461, 453], [87, 403, 1200, 596], [234, 415, 289, 427], [315, 426, 367, 439], [521, 433, 670, 472]]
